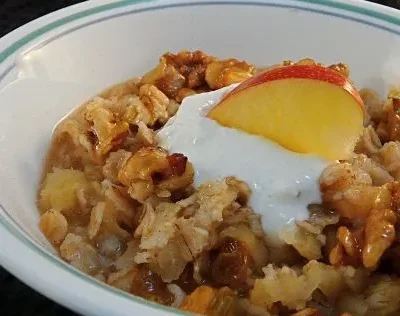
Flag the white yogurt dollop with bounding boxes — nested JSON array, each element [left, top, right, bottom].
[[157, 84, 329, 244]]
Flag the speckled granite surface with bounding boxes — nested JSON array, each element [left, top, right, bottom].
[[0, 0, 399, 315]]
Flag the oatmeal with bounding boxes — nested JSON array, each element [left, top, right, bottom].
[[38, 51, 400, 315]]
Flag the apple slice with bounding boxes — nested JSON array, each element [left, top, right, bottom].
[[207, 64, 364, 160]]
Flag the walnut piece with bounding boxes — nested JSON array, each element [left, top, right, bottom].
[[329, 209, 396, 269], [328, 63, 350, 77], [205, 58, 255, 90], [163, 50, 215, 89], [141, 50, 215, 100], [141, 51, 256, 103], [118, 146, 193, 202], [363, 208, 396, 269], [85, 98, 129, 159]]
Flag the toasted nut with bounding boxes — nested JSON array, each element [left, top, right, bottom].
[[362, 209, 396, 268], [205, 59, 255, 90]]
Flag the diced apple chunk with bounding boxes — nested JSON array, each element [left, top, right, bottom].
[[39, 169, 89, 212]]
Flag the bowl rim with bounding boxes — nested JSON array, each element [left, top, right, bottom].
[[0, 0, 399, 315]]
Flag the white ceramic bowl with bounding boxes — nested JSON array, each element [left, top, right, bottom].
[[0, 0, 399, 315]]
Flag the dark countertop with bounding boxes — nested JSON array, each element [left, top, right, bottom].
[[0, 0, 399, 315]]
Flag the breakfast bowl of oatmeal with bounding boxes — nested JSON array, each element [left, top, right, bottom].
[[0, 1, 400, 315]]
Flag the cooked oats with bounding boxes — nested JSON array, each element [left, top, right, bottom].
[[37, 51, 400, 315]]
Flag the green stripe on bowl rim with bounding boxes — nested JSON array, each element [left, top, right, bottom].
[[0, 0, 399, 66]]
